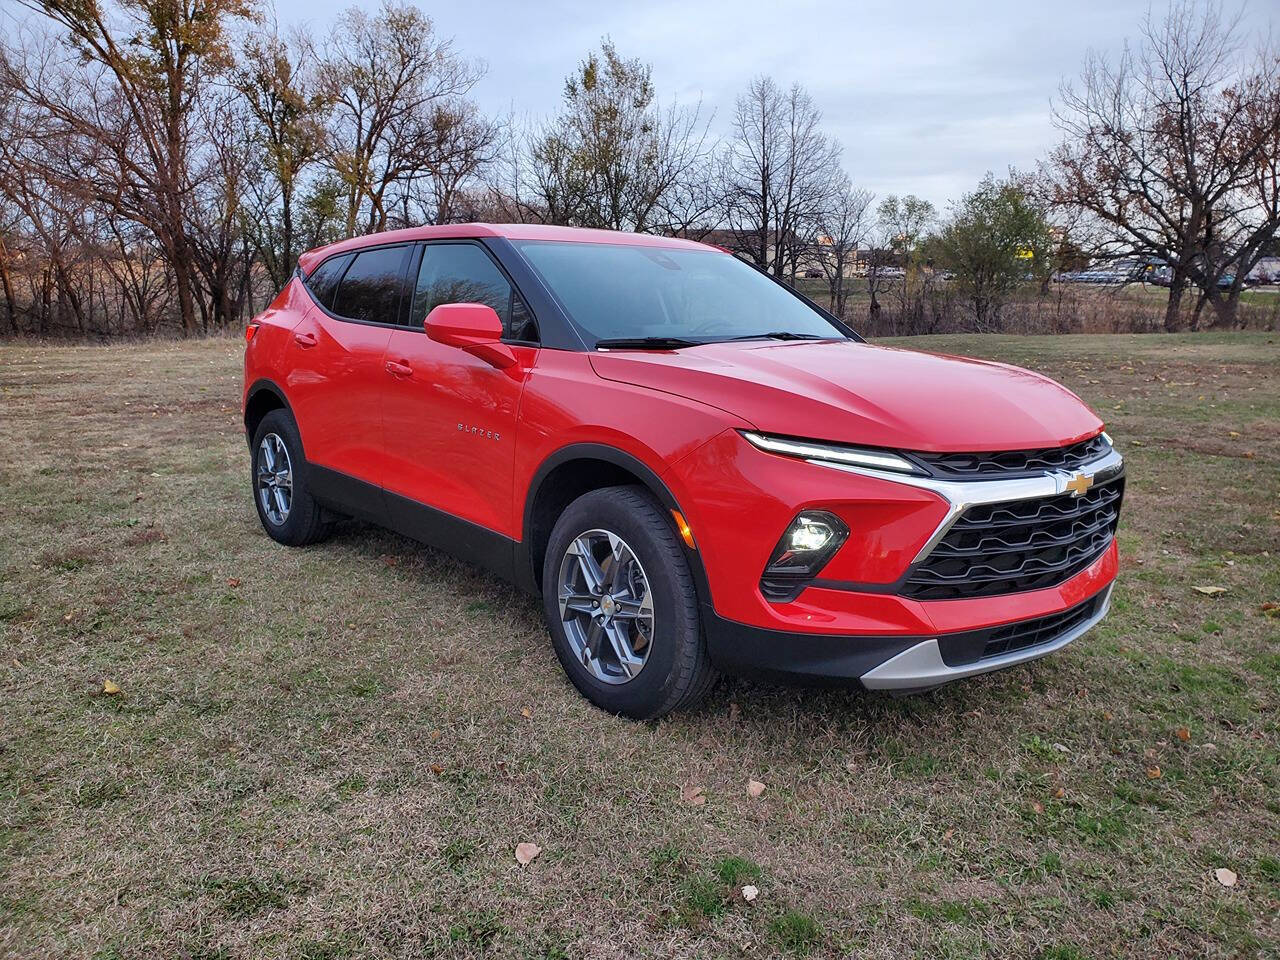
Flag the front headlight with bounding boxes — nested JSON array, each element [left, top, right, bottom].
[[741, 431, 923, 475]]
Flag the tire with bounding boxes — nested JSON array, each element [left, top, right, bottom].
[[250, 408, 331, 547], [541, 485, 717, 720]]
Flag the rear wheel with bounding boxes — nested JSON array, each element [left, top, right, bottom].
[[250, 408, 331, 546], [542, 486, 716, 719]]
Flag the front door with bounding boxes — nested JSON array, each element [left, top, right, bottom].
[[285, 244, 412, 493], [381, 241, 538, 540]]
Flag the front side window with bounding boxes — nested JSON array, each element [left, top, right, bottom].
[[413, 243, 538, 342], [512, 240, 849, 346], [330, 245, 409, 324]]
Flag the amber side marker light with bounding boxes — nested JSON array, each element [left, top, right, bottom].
[[245, 322, 259, 342], [671, 510, 696, 550]]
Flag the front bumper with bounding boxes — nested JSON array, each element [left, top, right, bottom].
[[705, 584, 1113, 690]]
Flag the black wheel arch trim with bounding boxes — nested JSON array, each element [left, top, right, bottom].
[[244, 379, 295, 445], [517, 442, 714, 607]]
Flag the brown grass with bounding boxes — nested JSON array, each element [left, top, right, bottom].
[[1, 332, 1277, 959]]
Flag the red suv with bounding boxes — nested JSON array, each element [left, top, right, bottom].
[[243, 224, 1124, 719]]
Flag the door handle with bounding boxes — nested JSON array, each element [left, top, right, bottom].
[[294, 331, 318, 348], [385, 359, 413, 378]]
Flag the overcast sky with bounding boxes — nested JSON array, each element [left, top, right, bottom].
[[276, 1, 1268, 210]]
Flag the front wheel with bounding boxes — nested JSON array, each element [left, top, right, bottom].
[[541, 486, 717, 720]]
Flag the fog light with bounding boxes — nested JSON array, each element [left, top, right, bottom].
[[789, 516, 836, 552], [764, 511, 850, 580]]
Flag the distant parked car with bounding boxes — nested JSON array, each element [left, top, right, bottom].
[[803, 269, 822, 279]]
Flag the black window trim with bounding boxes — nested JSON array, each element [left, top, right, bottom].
[[301, 241, 414, 331], [408, 238, 542, 346], [300, 238, 542, 346]]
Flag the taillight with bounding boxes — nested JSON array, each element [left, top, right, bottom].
[[245, 322, 259, 342]]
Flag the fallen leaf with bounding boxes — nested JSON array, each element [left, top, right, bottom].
[[1052, 742, 1069, 754], [941, 828, 955, 842], [429, 764, 444, 775], [1053, 787, 1066, 799], [12, 658, 22, 669], [1176, 727, 1191, 741], [1031, 801, 1044, 814], [741, 884, 759, 902], [519, 707, 532, 719], [227, 577, 241, 588], [514, 842, 541, 866], [1102, 710, 1114, 721], [102, 679, 121, 695], [1228, 431, 1240, 439], [1214, 867, 1238, 887], [681, 783, 706, 806], [1192, 585, 1228, 595], [1146, 766, 1162, 779], [746, 779, 766, 798]]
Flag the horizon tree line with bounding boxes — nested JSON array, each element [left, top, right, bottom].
[[0, 0, 1276, 340]]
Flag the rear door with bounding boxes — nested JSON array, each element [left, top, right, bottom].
[[286, 244, 412, 492], [381, 240, 539, 539]]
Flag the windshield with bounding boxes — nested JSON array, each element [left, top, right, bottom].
[[512, 240, 850, 347]]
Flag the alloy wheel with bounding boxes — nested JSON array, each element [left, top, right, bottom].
[[557, 529, 655, 685], [256, 433, 293, 526]]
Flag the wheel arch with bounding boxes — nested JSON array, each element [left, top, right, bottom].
[[244, 379, 293, 448], [518, 443, 712, 607]]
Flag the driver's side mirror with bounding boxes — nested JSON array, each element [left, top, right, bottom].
[[424, 303, 516, 369]]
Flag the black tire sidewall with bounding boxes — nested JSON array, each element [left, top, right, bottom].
[[542, 487, 701, 718], [250, 409, 318, 545]]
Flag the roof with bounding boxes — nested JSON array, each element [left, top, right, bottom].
[[297, 223, 719, 274]]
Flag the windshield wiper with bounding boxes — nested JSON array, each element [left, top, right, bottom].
[[593, 336, 705, 350], [720, 331, 831, 342]]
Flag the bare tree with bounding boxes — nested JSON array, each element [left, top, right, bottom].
[[320, 2, 487, 236], [1047, 1, 1280, 329], [237, 28, 330, 290], [876, 194, 936, 329], [814, 176, 873, 317], [721, 76, 844, 280], [1, 0, 255, 336], [525, 40, 713, 233]]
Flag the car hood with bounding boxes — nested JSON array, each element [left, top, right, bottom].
[[589, 339, 1103, 452]]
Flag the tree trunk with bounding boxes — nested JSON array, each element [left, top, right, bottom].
[[168, 237, 199, 337], [1209, 294, 1238, 329], [1164, 272, 1187, 332], [0, 244, 17, 335]]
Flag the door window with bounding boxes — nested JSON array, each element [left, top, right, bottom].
[[331, 245, 410, 324], [413, 243, 538, 343]]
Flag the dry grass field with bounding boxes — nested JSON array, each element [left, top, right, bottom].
[[1, 332, 1277, 959]]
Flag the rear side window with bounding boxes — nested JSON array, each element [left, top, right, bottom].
[[331, 245, 410, 324], [413, 243, 538, 342], [304, 253, 351, 310]]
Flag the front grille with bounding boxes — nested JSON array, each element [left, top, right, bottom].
[[902, 476, 1124, 601], [912, 434, 1110, 479], [937, 589, 1109, 667]]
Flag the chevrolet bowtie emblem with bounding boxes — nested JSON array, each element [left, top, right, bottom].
[[1065, 472, 1094, 496]]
